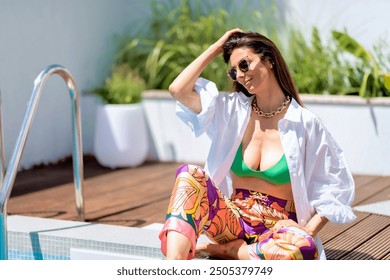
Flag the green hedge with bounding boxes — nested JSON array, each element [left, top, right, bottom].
[[112, 0, 390, 97]]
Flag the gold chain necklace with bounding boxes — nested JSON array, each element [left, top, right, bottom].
[[252, 95, 291, 118]]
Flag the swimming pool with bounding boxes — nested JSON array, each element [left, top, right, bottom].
[[6, 215, 163, 260]]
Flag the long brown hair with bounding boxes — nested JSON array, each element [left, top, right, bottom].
[[223, 31, 304, 106]]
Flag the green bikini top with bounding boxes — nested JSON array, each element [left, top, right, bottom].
[[231, 144, 291, 185]]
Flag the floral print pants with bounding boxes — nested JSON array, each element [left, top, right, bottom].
[[159, 164, 318, 260]]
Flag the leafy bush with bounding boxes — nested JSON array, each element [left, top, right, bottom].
[[332, 30, 390, 97], [283, 27, 390, 97], [116, 0, 283, 91], [107, 0, 390, 98], [283, 27, 350, 95], [93, 64, 145, 104]]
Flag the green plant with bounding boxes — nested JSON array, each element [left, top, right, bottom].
[[284, 27, 390, 98], [332, 30, 390, 97], [116, 0, 283, 91], [93, 64, 145, 104], [109, 0, 390, 98], [284, 27, 353, 95]]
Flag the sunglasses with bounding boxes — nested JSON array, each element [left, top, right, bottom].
[[227, 56, 251, 81]]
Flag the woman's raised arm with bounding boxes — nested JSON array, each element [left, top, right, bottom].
[[168, 28, 242, 114]]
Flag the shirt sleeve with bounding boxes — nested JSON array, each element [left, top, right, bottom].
[[305, 117, 356, 224], [175, 77, 219, 138]]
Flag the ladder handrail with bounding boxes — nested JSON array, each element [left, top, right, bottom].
[[0, 65, 85, 260], [0, 89, 5, 186]]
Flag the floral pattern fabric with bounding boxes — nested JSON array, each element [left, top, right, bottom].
[[159, 164, 318, 260]]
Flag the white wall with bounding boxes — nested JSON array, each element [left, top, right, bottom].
[[303, 97, 390, 176], [285, 0, 390, 53], [0, 0, 151, 169]]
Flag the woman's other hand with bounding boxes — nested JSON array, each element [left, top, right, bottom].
[[195, 239, 249, 260], [272, 219, 312, 236]]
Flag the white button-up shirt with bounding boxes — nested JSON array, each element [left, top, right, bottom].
[[176, 78, 356, 259]]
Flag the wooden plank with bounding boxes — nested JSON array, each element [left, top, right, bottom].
[[353, 175, 378, 189], [324, 214, 390, 260], [94, 198, 170, 227], [82, 164, 178, 220], [8, 183, 79, 219], [11, 156, 112, 196], [355, 184, 390, 206], [8, 162, 180, 222], [382, 251, 390, 260], [353, 176, 390, 206], [318, 211, 369, 243], [340, 226, 390, 260], [84, 182, 171, 221]]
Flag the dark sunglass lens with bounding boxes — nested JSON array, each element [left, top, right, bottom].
[[228, 69, 237, 80], [239, 59, 249, 72]]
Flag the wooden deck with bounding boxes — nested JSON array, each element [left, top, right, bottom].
[[7, 156, 390, 260]]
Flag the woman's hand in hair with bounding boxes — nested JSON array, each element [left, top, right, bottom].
[[212, 28, 243, 54]]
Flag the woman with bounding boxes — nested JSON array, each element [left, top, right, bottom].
[[159, 29, 356, 260]]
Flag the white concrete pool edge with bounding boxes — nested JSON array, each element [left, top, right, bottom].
[[6, 215, 212, 260], [7, 215, 164, 260]]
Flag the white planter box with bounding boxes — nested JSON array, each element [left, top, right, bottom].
[[94, 103, 149, 168], [143, 90, 210, 164], [144, 91, 390, 176], [302, 95, 390, 176]]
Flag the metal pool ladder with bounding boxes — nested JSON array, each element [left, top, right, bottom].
[[0, 65, 85, 260]]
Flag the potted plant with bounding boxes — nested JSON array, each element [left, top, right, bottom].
[[93, 64, 149, 168]]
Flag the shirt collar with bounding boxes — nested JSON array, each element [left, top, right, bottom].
[[238, 91, 253, 105], [284, 97, 302, 122]]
